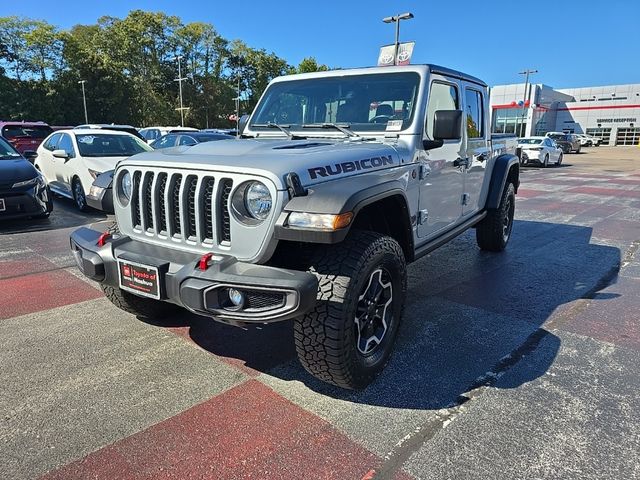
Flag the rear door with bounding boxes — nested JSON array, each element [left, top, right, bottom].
[[417, 76, 464, 238], [461, 84, 490, 216], [37, 133, 62, 185]]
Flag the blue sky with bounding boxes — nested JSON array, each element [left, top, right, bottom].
[[5, 0, 639, 88]]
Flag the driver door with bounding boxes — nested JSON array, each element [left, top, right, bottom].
[[417, 77, 465, 238]]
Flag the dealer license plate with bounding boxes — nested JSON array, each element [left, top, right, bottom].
[[118, 260, 160, 299], [0, 198, 5, 212]]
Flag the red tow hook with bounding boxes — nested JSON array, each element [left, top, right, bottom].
[[198, 252, 214, 271], [97, 231, 111, 247]]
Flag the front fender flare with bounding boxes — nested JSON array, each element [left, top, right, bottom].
[[274, 174, 411, 244]]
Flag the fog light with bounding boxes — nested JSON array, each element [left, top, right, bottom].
[[228, 288, 245, 307]]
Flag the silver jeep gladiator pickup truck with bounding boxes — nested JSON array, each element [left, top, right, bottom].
[[71, 64, 520, 389]]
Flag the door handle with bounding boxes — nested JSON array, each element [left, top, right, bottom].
[[453, 157, 469, 168]]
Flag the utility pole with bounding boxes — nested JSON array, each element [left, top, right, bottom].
[[173, 55, 189, 126], [516, 69, 537, 137], [382, 13, 414, 65], [78, 80, 88, 123]]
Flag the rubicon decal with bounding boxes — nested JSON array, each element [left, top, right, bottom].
[[308, 155, 394, 180]]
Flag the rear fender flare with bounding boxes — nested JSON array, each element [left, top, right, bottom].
[[486, 154, 520, 209]]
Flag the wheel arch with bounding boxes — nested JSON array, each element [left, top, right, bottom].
[[275, 173, 415, 260], [486, 153, 520, 210]]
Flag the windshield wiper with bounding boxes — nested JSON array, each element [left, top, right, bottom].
[[301, 123, 361, 138], [252, 122, 306, 140]]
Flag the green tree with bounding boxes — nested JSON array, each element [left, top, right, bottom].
[[296, 57, 329, 74]]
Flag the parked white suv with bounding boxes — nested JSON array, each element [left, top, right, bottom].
[[35, 129, 152, 211]]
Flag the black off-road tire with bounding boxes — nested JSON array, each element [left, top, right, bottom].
[[294, 231, 407, 390], [476, 182, 516, 252], [101, 284, 174, 319], [101, 221, 178, 319]]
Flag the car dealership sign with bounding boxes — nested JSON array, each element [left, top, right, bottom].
[[378, 42, 415, 66]]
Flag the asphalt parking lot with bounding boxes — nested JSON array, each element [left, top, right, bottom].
[[1, 146, 639, 480]]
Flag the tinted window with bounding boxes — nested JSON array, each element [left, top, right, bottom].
[[43, 133, 62, 151], [58, 133, 76, 158], [1, 125, 53, 139], [75, 134, 151, 157], [0, 137, 21, 159], [519, 138, 542, 144], [178, 135, 196, 146], [152, 134, 178, 149], [426, 82, 459, 139], [464, 89, 483, 138]]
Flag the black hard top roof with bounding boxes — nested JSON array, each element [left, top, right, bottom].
[[427, 64, 487, 87]]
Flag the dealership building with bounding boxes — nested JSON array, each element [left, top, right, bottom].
[[490, 82, 640, 145]]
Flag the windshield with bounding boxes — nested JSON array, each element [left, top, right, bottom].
[[250, 72, 421, 134], [0, 137, 21, 159], [2, 125, 53, 139], [519, 138, 542, 144], [75, 133, 152, 157]]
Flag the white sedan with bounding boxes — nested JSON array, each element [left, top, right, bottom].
[[35, 129, 152, 211], [518, 136, 564, 167]]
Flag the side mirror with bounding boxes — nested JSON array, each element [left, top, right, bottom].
[[23, 150, 38, 162], [238, 114, 250, 135], [52, 149, 69, 159], [433, 110, 463, 141]]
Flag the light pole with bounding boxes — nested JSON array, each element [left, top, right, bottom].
[[78, 80, 88, 123], [382, 12, 414, 66], [516, 69, 538, 137], [173, 55, 188, 126], [233, 77, 241, 136]]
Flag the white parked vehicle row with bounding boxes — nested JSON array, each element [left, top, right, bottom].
[[35, 129, 152, 211], [518, 136, 563, 167]]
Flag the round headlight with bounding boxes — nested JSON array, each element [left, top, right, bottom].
[[121, 171, 132, 201], [244, 181, 272, 220]]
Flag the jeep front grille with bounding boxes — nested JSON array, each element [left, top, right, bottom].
[[130, 169, 233, 246]]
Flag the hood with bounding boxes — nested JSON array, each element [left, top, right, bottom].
[[0, 158, 39, 186], [82, 156, 129, 174], [124, 138, 407, 189]]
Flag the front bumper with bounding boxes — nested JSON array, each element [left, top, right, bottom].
[[69, 227, 318, 325], [0, 184, 52, 220]]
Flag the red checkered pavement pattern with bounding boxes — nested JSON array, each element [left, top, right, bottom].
[[1, 152, 639, 480]]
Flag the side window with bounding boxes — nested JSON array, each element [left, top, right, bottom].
[[464, 89, 484, 139], [58, 133, 76, 158], [44, 133, 62, 151], [156, 135, 176, 148], [178, 135, 196, 146], [426, 82, 459, 139]]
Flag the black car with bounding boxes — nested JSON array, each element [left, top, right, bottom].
[[150, 132, 233, 149], [0, 136, 53, 220], [546, 133, 581, 154]]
